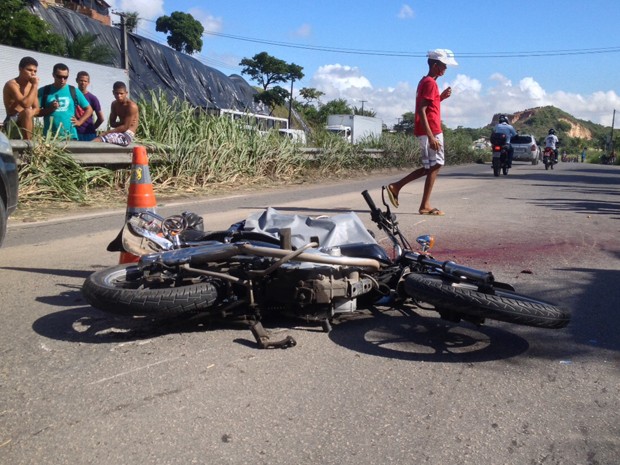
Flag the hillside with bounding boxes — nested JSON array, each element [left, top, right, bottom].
[[489, 106, 608, 142]]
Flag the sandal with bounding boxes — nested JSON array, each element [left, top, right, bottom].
[[385, 184, 399, 208], [419, 208, 444, 216]]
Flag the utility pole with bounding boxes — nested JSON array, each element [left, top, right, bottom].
[[114, 11, 129, 74], [610, 109, 616, 156], [113, 11, 130, 95], [360, 100, 367, 115], [288, 77, 294, 129]]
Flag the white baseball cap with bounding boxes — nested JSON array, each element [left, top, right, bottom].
[[427, 49, 458, 66]]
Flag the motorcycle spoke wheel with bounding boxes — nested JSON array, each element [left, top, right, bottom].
[[404, 273, 569, 329], [82, 264, 220, 316]]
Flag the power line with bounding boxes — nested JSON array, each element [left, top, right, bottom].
[[135, 16, 620, 58], [204, 30, 620, 58]]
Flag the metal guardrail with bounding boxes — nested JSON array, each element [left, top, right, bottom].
[[10, 141, 386, 167], [10, 140, 140, 166]]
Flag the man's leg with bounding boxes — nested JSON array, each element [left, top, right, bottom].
[[17, 108, 36, 140], [419, 164, 442, 213], [389, 167, 426, 195]]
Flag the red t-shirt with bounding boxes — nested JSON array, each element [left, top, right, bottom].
[[414, 76, 441, 137]]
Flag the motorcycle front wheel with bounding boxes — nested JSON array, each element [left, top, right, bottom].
[[404, 273, 569, 329], [82, 264, 220, 316]]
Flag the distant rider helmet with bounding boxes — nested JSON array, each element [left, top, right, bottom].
[[499, 115, 509, 124], [548, 128, 556, 135]]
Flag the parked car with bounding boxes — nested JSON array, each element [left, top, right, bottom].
[[0, 132, 18, 247], [510, 134, 540, 165]]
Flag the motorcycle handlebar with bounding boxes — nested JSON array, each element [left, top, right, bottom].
[[361, 189, 378, 213], [361, 189, 383, 225]]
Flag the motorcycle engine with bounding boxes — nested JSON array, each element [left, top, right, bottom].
[[264, 263, 373, 315]]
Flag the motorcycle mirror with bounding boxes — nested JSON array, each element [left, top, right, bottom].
[[380, 187, 393, 214], [416, 235, 435, 252]]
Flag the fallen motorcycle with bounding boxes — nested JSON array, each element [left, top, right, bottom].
[[82, 189, 570, 348]]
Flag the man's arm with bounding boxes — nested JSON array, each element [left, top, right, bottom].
[[101, 102, 121, 135], [93, 109, 105, 130], [71, 105, 93, 128], [4, 78, 39, 114], [37, 89, 59, 117], [416, 98, 440, 150]]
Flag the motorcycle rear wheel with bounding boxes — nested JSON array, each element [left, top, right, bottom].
[[492, 159, 500, 177], [404, 273, 569, 329], [82, 264, 220, 316]]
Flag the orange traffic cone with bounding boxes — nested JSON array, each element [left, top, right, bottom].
[[119, 146, 157, 264]]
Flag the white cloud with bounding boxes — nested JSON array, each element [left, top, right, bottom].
[[398, 5, 414, 19], [188, 8, 223, 35], [519, 77, 546, 100], [107, 0, 165, 20], [292, 24, 312, 38], [313, 64, 373, 94], [312, 66, 620, 128]]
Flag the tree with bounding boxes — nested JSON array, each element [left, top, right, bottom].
[[124, 12, 140, 34], [65, 33, 114, 65], [239, 52, 291, 90], [254, 86, 289, 114], [0, 0, 65, 55], [294, 88, 324, 128], [156, 11, 204, 54], [317, 98, 353, 124], [299, 87, 324, 105], [353, 106, 376, 117]]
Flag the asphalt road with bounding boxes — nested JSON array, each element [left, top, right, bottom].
[[1, 161, 619, 465]]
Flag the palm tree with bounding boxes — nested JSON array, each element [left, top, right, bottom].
[[65, 32, 114, 65]]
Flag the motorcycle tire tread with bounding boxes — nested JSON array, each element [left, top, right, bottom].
[[82, 264, 220, 316], [404, 273, 570, 329]]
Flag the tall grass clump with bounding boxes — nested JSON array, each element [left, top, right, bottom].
[[138, 90, 307, 191], [17, 133, 115, 204]]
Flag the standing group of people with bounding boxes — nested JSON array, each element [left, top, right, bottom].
[[2, 56, 138, 146]]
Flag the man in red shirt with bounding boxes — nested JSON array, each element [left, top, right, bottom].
[[385, 49, 458, 215]]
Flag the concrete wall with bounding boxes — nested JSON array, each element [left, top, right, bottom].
[[1, 44, 127, 124]]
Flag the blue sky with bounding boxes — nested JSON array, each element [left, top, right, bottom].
[[108, 0, 620, 129]]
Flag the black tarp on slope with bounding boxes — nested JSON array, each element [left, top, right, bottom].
[[31, 1, 260, 112]]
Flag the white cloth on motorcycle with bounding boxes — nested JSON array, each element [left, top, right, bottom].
[[242, 207, 377, 249]]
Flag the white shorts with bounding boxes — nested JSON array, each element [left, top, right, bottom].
[[417, 133, 445, 169]]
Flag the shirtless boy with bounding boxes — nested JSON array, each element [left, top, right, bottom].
[[94, 81, 139, 146], [2, 57, 40, 139]]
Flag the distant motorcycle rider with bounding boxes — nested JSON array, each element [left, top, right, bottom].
[[544, 128, 559, 162], [492, 115, 517, 167]]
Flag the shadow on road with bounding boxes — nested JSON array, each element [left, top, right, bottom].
[[558, 261, 620, 355], [328, 308, 529, 363], [31, 293, 530, 363], [1, 266, 94, 279]]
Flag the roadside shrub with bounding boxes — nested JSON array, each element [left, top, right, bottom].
[[17, 135, 115, 203]]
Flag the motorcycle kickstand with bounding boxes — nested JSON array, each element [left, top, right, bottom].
[[250, 321, 297, 349]]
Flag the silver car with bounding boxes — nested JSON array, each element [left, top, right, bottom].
[[510, 134, 540, 165]]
